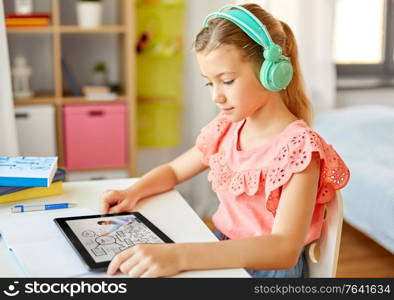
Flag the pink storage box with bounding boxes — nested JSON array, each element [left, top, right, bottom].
[[63, 103, 128, 170]]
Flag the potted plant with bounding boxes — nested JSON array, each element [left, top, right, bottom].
[[76, 0, 103, 28], [92, 61, 108, 85]]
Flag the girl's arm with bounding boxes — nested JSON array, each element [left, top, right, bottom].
[[177, 152, 320, 271], [101, 146, 208, 213], [107, 153, 321, 277]]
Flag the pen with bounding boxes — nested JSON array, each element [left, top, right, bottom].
[[11, 203, 77, 213]]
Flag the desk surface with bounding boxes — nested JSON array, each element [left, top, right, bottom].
[[0, 178, 249, 278]]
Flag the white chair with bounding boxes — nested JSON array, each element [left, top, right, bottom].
[[306, 191, 344, 277]]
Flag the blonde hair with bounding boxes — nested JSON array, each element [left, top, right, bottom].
[[194, 4, 313, 126]]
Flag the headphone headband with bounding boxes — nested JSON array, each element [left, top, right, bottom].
[[203, 4, 274, 49]]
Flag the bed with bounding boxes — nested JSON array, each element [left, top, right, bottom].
[[314, 105, 394, 253]]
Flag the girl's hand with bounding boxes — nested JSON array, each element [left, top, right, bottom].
[[100, 189, 138, 214], [107, 243, 183, 278]]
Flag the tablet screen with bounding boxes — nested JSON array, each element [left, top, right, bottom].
[[65, 214, 165, 263]]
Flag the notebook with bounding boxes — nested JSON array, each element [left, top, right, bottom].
[[0, 181, 63, 204], [0, 209, 98, 277], [0, 168, 65, 196], [0, 157, 58, 187]]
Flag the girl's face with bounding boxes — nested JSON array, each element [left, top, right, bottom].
[[197, 45, 269, 122]]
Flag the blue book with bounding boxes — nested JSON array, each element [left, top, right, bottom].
[[61, 58, 81, 96], [0, 157, 58, 187], [0, 168, 66, 196]]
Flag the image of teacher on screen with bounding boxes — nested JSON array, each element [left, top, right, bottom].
[[98, 216, 138, 237]]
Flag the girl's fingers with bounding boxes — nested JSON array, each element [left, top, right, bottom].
[[107, 248, 134, 275], [108, 200, 130, 214], [100, 190, 118, 213], [139, 266, 158, 278], [126, 260, 149, 278], [118, 254, 140, 275], [101, 201, 111, 214]]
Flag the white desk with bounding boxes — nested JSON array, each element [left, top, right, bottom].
[[0, 178, 249, 278]]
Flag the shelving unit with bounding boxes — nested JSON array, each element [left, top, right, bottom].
[[5, 0, 136, 177]]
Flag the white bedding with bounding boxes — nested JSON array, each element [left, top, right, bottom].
[[315, 105, 394, 253]]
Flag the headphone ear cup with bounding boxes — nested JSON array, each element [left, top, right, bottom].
[[260, 59, 293, 91], [260, 60, 272, 90]]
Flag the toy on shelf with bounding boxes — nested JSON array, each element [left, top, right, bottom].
[[11, 56, 34, 99]]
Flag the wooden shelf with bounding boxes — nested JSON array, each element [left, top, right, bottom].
[[7, 0, 137, 176], [59, 26, 127, 34], [7, 27, 54, 33], [61, 96, 127, 104], [62, 166, 129, 172], [14, 96, 57, 106], [7, 26, 127, 34]]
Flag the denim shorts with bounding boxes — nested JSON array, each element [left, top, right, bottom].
[[213, 229, 309, 278]]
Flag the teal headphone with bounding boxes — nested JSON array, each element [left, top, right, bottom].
[[203, 4, 293, 91]]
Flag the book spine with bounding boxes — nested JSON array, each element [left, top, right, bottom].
[[0, 177, 50, 188], [6, 13, 51, 19], [6, 24, 49, 28], [0, 182, 63, 203], [6, 19, 49, 23], [6, 18, 50, 27], [6, 22, 49, 26], [0, 169, 65, 196]]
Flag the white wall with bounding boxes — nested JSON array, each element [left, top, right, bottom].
[[0, 0, 18, 155], [337, 89, 394, 108]]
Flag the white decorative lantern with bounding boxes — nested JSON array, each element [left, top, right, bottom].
[[11, 56, 34, 99]]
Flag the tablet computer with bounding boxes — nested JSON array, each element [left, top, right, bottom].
[[54, 212, 174, 271]]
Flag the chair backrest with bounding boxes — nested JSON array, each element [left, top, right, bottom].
[[306, 191, 343, 277]]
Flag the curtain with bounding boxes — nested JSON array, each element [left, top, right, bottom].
[[237, 0, 337, 113], [0, 1, 18, 155]]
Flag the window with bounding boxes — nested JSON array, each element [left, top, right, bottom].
[[334, 0, 394, 87]]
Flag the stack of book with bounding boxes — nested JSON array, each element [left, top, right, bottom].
[[0, 157, 64, 203], [82, 85, 118, 101], [5, 13, 51, 27]]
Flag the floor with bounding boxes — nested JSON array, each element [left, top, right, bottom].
[[337, 222, 394, 277], [203, 219, 394, 277]]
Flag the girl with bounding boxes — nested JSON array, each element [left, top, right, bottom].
[[101, 3, 350, 278]]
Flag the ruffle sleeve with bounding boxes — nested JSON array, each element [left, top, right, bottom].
[[264, 128, 350, 215], [195, 115, 231, 165]]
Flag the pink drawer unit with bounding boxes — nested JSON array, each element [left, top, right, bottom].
[[63, 103, 128, 170]]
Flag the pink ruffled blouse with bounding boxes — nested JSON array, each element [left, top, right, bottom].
[[196, 115, 350, 245]]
